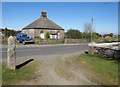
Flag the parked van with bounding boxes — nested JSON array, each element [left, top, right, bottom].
[[16, 33, 34, 45]]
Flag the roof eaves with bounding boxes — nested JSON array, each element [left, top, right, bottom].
[[23, 27, 64, 30]]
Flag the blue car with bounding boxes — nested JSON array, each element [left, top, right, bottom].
[[16, 33, 34, 45]]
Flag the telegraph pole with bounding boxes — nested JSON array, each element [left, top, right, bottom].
[[91, 18, 93, 42]]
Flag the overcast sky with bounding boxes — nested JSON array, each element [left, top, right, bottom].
[[2, 2, 118, 34]]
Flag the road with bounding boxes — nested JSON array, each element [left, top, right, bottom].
[[2, 44, 88, 59]]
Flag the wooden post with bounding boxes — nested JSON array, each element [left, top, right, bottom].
[[7, 36, 16, 70]]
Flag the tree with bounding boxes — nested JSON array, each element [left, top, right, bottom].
[[4, 27, 9, 37], [45, 32, 50, 39], [109, 33, 113, 37], [103, 33, 113, 38], [2, 28, 21, 37], [92, 32, 101, 39], [83, 22, 94, 42], [66, 29, 83, 39], [11, 29, 15, 36]]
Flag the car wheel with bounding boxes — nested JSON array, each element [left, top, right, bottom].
[[23, 41, 26, 45], [18, 40, 20, 43]]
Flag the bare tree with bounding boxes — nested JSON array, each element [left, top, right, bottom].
[[84, 21, 94, 42]]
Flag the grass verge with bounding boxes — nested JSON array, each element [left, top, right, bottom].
[[78, 54, 118, 85], [2, 60, 41, 85]]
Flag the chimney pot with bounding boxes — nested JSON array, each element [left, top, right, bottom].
[[41, 11, 47, 18]]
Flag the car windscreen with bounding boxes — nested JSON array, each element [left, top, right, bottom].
[[22, 35, 27, 37]]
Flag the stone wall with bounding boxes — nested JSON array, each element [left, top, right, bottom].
[[65, 39, 88, 44], [34, 29, 40, 38], [35, 38, 64, 44], [88, 42, 120, 60], [59, 29, 64, 40], [91, 47, 120, 59]]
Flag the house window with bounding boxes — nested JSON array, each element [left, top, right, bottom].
[[50, 34, 52, 39], [55, 35, 57, 39], [40, 30, 44, 39], [57, 31, 60, 39]]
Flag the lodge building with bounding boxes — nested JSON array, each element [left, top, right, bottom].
[[21, 11, 64, 40]]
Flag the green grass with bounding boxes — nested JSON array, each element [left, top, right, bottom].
[[1, 41, 8, 45], [1, 41, 22, 45], [79, 54, 118, 85], [2, 61, 40, 85], [0, 63, 2, 86]]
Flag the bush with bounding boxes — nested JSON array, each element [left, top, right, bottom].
[[102, 38, 110, 43], [45, 32, 50, 40]]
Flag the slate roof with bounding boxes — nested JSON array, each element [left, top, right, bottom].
[[23, 11, 64, 30]]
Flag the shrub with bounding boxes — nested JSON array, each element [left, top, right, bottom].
[[45, 32, 50, 40]]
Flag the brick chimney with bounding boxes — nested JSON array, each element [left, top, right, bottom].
[[41, 10, 47, 18]]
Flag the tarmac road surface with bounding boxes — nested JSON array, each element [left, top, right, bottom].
[[2, 44, 88, 59]]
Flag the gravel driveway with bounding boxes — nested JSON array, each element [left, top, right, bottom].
[[15, 51, 104, 85]]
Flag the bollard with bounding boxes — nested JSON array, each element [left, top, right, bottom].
[[7, 36, 16, 70]]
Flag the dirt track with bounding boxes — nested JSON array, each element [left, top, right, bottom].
[[15, 52, 104, 85]]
